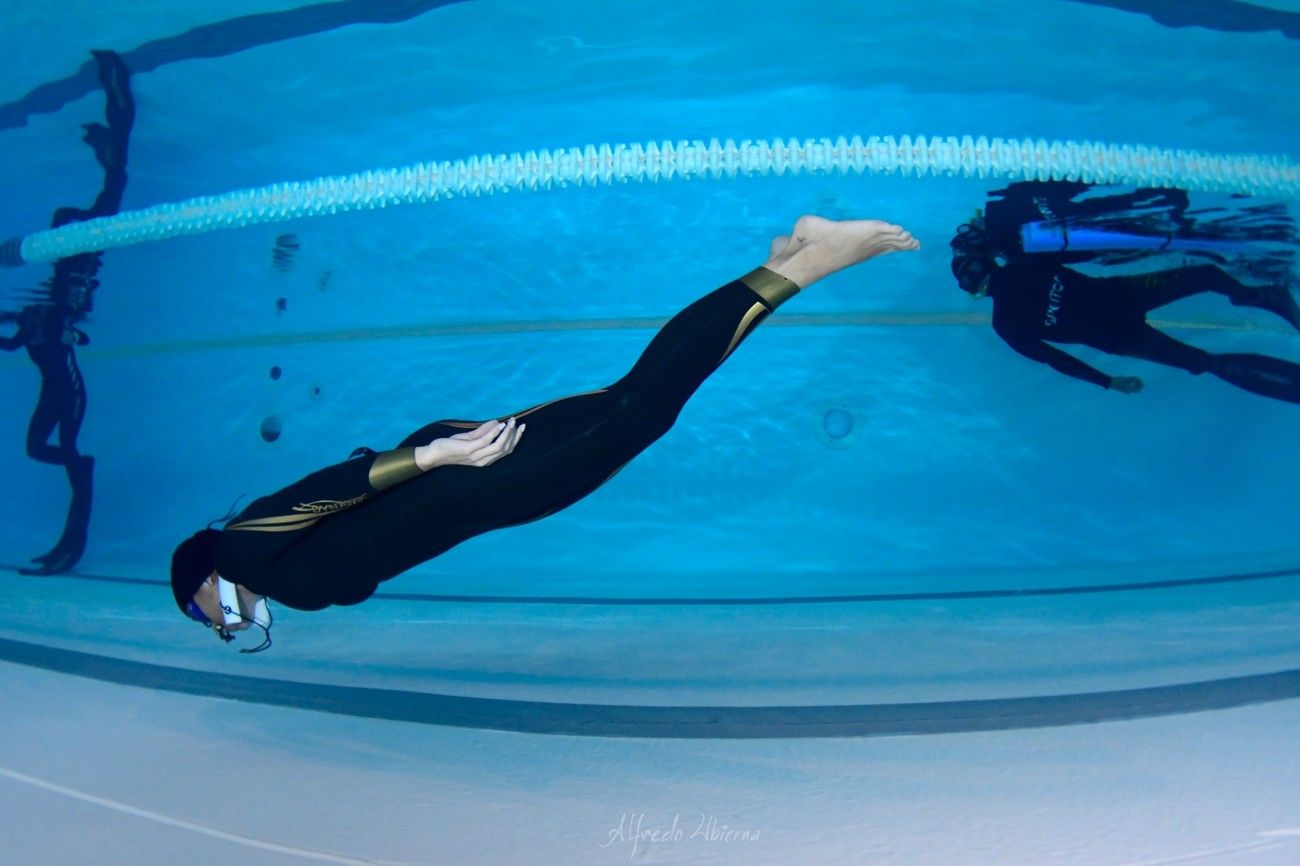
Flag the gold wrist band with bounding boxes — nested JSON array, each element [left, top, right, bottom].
[[368, 446, 422, 490], [739, 266, 800, 309]]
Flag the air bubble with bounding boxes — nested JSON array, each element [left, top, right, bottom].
[[259, 415, 282, 443]]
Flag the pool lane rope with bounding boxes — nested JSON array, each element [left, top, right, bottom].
[[4, 134, 1298, 266]]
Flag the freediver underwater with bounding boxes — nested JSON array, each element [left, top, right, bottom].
[[0, 50, 134, 576], [949, 179, 1300, 403], [169, 216, 919, 652]]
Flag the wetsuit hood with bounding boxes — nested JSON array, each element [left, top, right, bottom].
[[950, 216, 997, 296], [171, 528, 221, 614]]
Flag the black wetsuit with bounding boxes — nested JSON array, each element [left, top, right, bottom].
[[0, 51, 133, 574], [990, 258, 1251, 387], [215, 268, 797, 610]]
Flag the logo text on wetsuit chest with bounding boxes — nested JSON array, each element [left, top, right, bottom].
[[292, 495, 368, 515], [1044, 275, 1064, 328]]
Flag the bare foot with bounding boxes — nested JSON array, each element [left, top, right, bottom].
[[769, 234, 790, 259], [763, 215, 919, 288]]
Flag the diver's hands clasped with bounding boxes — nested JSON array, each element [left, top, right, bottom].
[[415, 417, 526, 470]]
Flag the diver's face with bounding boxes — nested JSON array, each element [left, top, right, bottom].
[[190, 573, 251, 632]]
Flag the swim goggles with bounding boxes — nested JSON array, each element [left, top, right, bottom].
[[186, 599, 235, 643]]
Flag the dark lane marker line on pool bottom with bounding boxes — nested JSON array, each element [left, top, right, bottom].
[[0, 636, 1296, 737]]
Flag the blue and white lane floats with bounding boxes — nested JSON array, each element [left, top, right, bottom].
[[4, 134, 1298, 267]]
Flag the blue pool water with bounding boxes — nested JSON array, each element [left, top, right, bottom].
[[1, 3, 1298, 863], [3, 0, 1298, 595]]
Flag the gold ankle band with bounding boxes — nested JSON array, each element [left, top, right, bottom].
[[739, 267, 800, 309]]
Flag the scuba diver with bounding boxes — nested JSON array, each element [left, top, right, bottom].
[[170, 216, 919, 652], [0, 50, 134, 575], [950, 180, 1300, 402]]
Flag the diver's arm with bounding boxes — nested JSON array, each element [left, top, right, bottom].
[[225, 447, 426, 533], [1108, 265, 1242, 295], [224, 420, 524, 533], [213, 447, 424, 603], [998, 330, 1115, 390]]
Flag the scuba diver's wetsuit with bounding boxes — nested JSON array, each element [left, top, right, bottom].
[[0, 51, 134, 575], [976, 181, 1300, 402], [991, 258, 1273, 387], [215, 269, 798, 610]]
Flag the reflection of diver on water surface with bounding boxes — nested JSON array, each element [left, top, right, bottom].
[[1, 304, 93, 575], [0, 50, 134, 575], [951, 180, 1300, 403], [170, 216, 919, 652]]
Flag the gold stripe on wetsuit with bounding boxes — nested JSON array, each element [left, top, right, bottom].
[[226, 495, 372, 533], [225, 512, 324, 532], [224, 447, 422, 535]]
